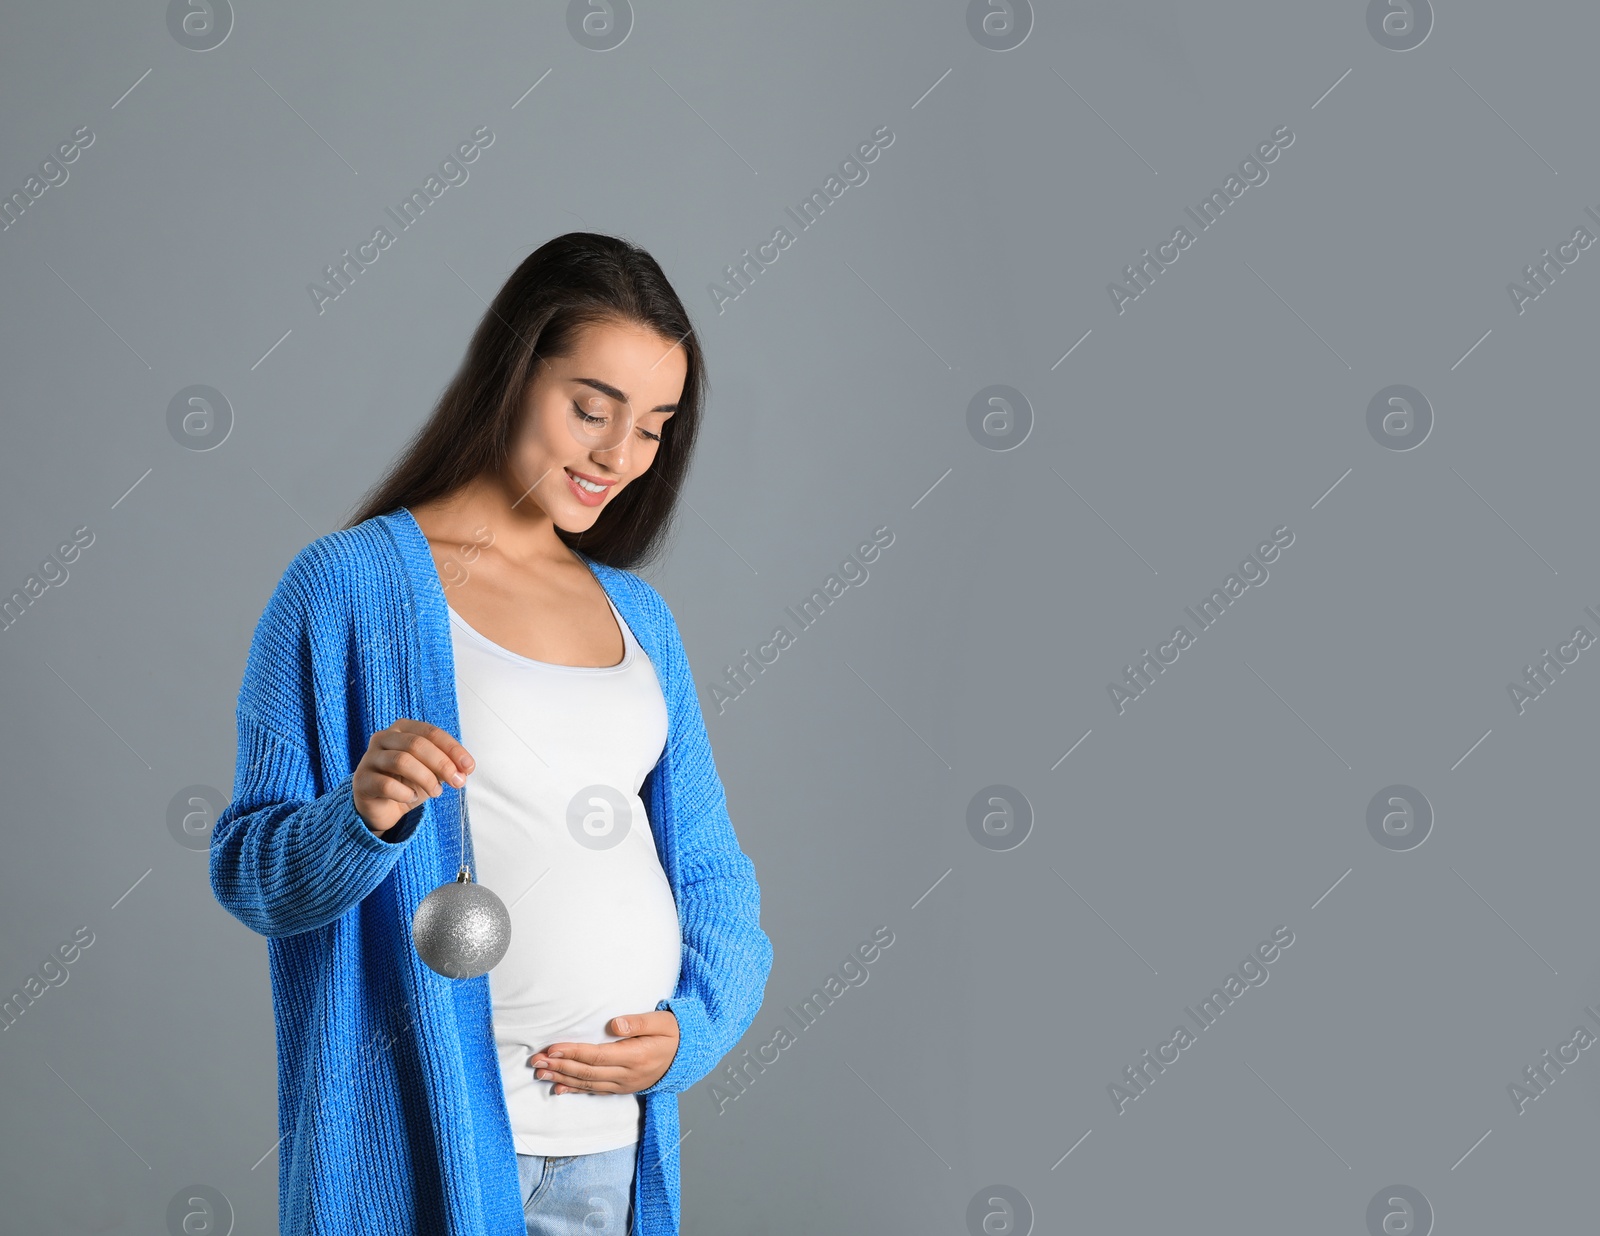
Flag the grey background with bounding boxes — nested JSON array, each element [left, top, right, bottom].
[[1, 1, 1595, 1232]]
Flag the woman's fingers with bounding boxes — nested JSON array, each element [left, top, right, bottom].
[[369, 772, 426, 807], [541, 1057, 622, 1093], [606, 1010, 675, 1038], [531, 1041, 646, 1092], [536, 1044, 596, 1089], [352, 719, 474, 834], [374, 726, 471, 795], [530, 1013, 680, 1093], [390, 719, 475, 783], [369, 744, 449, 800]]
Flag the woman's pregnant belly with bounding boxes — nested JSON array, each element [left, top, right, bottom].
[[481, 813, 682, 1152]]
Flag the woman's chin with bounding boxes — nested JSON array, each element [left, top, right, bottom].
[[554, 506, 604, 535]]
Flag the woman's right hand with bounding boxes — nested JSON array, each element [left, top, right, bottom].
[[352, 719, 475, 835]]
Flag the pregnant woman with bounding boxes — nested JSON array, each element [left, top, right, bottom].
[[209, 233, 773, 1236]]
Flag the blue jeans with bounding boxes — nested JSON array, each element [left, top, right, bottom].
[[515, 1141, 637, 1235]]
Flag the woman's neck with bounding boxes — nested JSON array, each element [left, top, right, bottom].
[[410, 474, 574, 569]]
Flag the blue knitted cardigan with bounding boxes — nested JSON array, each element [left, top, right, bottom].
[[209, 507, 773, 1235]]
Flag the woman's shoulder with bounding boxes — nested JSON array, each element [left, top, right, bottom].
[[587, 560, 679, 635], [267, 514, 403, 616]]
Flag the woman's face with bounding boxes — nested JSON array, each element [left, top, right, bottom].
[[506, 318, 685, 532]]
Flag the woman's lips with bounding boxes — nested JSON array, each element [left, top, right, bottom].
[[563, 466, 614, 507]]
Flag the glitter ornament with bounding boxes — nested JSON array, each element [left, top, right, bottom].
[[411, 779, 510, 979]]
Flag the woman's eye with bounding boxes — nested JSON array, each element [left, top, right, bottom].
[[574, 398, 661, 441]]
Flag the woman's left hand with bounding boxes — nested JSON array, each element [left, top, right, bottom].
[[530, 1010, 680, 1095]]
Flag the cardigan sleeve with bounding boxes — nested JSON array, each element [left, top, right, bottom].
[[209, 708, 426, 938], [208, 543, 426, 939], [634, 583, 774, 1097]]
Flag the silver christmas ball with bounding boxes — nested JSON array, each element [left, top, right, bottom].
[[411, 872, 511, 979]]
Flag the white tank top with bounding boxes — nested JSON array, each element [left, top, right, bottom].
[[447, 591, 681, 1156]]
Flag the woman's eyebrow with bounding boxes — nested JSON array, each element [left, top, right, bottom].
[[574, 376, 677, 414]]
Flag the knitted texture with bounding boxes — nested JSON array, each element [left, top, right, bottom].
[[209, 507, 773, 1235]]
